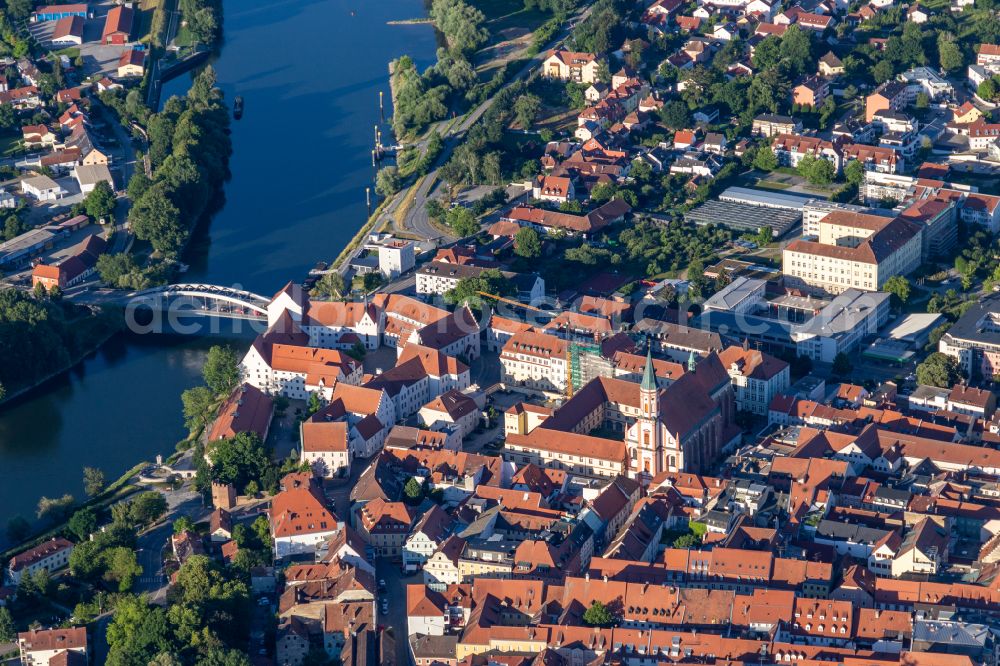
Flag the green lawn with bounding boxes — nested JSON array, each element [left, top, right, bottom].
[[753, 179, 793, 191], [489, 6, 548, 33], [471, 0, 529, 21], [0, 132, 23, 158], [173, 24, 195, 48]]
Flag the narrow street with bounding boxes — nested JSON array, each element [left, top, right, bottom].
[[377, 558, 422, 666]]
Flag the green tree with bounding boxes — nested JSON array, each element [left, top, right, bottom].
[[832, 352, 853, 377], [3, 214, 25, 241], [916, 352, 962, 388], [36, 494, 75, 521], [798, 154, 835, 185], [755, 226, 774, 247], [927, 323, 951, 350], [311, 272, 346, 300], [884, 275, 912, 307], [82, 181, 117, 220], [403, 477, 424, 505], [673, 533, 701, 548], [102, 546, 142, 591], [181, 385, 217, 432], [307, 391, 322, 416], [68, 507, 98, 541], [84, 466, 106, 497], [129, 491, 168, 525], [96, 253, 148, 289], [445, 268, 515, 310], [658, 100, 690, 130], [105, 595, 172, 666], [210, 432, 272, 494], [871, 59, 895, 84], [513, 93, 541, 129], [127, 171, 152, 201], [426, 198, 446, 222], [130, 187, 184, 255], [590, 182, 616, 203], [173, 516, 195, 534], [203, 345, 241, 396], [938, 33, 963, 72], [978, 77, 998, 102], [188, 6, 219, 43], [582, 600, 615, 627], [844, 159, 865, 186], [0, 607, 14, 643], [753, 146, 778, 171], [446, 206, 479, 237], [375, 166, 401, 197], [514, 227, 542, 259]]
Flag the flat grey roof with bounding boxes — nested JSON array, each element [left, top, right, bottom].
[[0, 227, 57, 262], [685, 199, 801, 237], [703, 276, 766, 311], [719, 186, 817, 210], [882, 313, 946, 342]]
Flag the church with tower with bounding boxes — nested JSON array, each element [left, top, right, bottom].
[[507, 347, 740, 482], [624, 348, 737, 479]]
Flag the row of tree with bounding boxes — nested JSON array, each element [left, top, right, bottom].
[[122, 67, 232, 257], [179, 0, 222, 46]]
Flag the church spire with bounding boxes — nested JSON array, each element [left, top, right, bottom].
[[687, 350, 698, 372], [641, 345, 656, 391]]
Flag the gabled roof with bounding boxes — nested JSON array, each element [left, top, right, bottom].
[[301, 420, 348, 453], [103, 5, 133, 39]]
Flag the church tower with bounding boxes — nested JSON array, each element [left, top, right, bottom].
[[636, 347, 661, 477]]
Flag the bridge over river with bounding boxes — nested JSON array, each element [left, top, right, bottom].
[[73, 283, 271, 323]]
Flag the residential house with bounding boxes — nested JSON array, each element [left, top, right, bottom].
[[419, 389, 480, 439], [7, 538, 74, 585], [117, 49, 145, 78], [17, 627, 87, 666], [753, 114, 802, 137], [357, 498, 416, 559], [542, 50, 600, 84], [793, 76, 830, 109], [271, 472, 341, 559], [819, 51, 844, 76], [718, 345, 791, 415], [403, 504, 453, 572]]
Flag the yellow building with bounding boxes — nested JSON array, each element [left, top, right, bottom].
[[783, 212, 922, 294]]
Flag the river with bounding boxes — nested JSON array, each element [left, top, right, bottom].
[[0, 0, 436, 526]]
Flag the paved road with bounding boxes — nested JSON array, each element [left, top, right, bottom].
[[388, 2, 595, 242], [377, 558, 422, 666], [90, 97, 139, 255]]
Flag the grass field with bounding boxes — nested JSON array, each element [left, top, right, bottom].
[[472, 0, 550, 78], [0, 132, 23, 158], [473, 0, 531, 21], [136, 0, 163, 46]]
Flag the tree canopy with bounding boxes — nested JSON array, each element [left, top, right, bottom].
[[916, 352, 962, 388]]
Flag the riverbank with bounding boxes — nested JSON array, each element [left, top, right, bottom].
[[0, 460, 145, 555], [0, 306, 124, 409]]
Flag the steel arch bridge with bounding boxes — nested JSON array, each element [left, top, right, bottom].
[[124, 283, 270, 320]]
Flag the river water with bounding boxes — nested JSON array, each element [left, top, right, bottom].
[[0, 0, 436, 525]]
